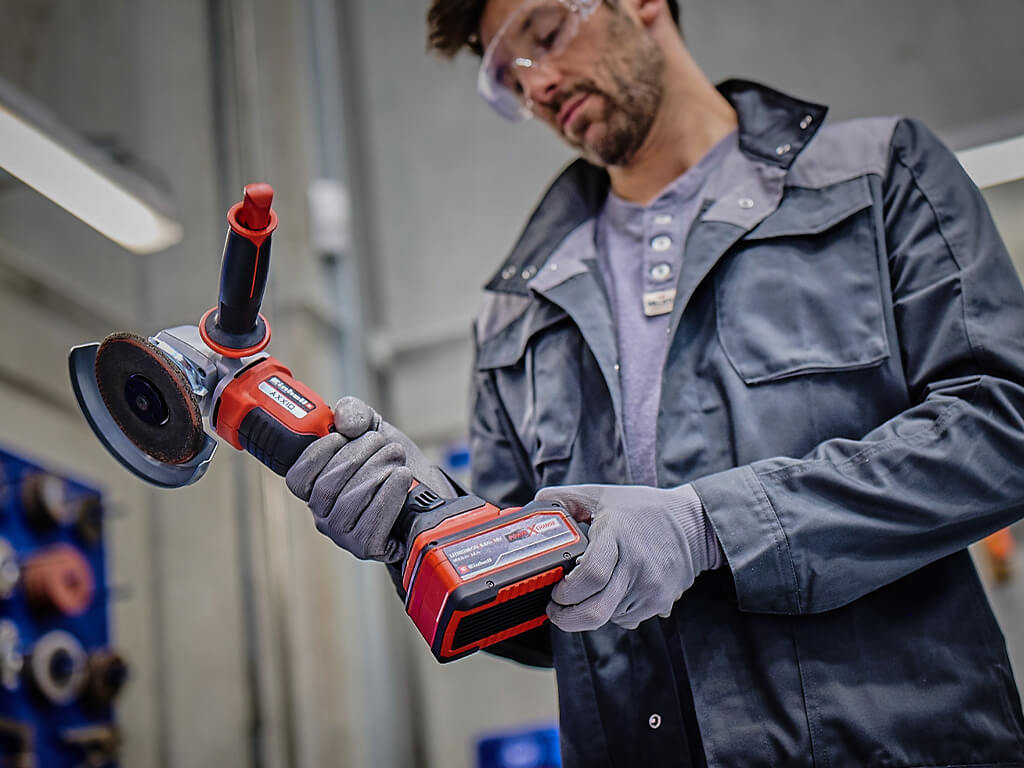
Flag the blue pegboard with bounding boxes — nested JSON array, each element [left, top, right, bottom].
[[0, 445, 121, 767]]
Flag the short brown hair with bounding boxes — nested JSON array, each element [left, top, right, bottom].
[[427, 0, 682, 58]]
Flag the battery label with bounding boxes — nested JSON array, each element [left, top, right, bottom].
[[442, 514, 576, 581], [258, 376, 314, 420]]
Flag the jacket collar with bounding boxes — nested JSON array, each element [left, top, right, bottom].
[[485, 79, 828, 296]]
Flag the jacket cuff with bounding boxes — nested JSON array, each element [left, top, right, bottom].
[[692, 466, 801, 614], [663, 484, 725, 573]]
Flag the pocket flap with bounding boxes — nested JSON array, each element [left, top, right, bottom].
[[746, 176, 873, 241]]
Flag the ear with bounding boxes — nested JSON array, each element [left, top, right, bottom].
[[634, 0, 666, 27]]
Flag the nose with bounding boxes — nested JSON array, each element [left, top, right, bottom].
[[515, 60, 561, 113]]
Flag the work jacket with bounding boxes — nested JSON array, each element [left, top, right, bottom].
[[469, 80, 1024, 767]]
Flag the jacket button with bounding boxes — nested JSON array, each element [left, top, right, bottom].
[[501, 265, 518, 280], [800, 114, 813, 130], [738, 197, 754, 209], [648, 713, 662, 729]]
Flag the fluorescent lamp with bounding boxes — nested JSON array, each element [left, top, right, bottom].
[[957, 135, 1024, 191], [0, 78, 183, 254]]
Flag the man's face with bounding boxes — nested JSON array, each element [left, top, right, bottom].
[[479, 0, 665, 167]]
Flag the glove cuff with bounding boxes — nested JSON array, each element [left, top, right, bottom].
[[663, 484, 724, 574]]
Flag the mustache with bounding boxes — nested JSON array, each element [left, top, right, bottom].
[[549, 80, 602, 117]]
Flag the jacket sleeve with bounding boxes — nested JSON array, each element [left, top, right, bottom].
[[467, 337, 555, 668], [693, 118, 1024, 615]]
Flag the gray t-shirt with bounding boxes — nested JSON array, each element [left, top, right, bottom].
[[595, 131, 738, 485]]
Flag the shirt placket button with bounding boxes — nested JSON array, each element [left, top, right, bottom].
[[649, 263, 672, 282], [650, 235, 672, 253]]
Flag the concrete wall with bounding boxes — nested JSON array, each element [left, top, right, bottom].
[[0, 1, 413, 766]]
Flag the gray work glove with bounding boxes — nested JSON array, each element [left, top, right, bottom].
[[286, 396, 454, 563], [535, 483, 725, 631]]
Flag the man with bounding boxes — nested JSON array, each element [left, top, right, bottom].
[[286, 0, 1024, 765]]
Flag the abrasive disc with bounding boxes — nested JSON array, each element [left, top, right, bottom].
[[94, 333, 204, 465]]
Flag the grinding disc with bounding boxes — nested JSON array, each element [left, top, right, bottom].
[[94, 333, 204, 465]]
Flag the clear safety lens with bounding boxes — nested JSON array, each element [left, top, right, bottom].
[[478, 0, 598, 121]]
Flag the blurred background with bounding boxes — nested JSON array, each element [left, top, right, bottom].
[[0, 1, 1022, 766]]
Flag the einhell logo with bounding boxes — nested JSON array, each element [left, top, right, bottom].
[[267, 376, 316, 412]]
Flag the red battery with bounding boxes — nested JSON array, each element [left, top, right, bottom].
[[402, 498, 588, 662]]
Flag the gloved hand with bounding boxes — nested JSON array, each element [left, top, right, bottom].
[[535, 483, 724, 631], [286, 396, 454, 563]]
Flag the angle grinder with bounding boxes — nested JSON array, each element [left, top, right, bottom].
[[68, 184, 586, 662]]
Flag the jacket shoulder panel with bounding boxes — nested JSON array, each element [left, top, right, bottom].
[[787, 116, 901, 189]]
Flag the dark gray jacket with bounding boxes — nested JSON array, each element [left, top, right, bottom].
[[469, 80, 1024, 767]]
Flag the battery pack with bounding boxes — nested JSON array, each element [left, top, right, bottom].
[[402, 498, 587, 662]]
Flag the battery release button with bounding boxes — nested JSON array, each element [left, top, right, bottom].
[[407, 487, 444, 513]]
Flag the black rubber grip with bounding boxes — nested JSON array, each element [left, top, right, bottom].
[[218, 228, 271, 336], [237, 407, 318, 476]]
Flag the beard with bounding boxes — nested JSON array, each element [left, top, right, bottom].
[[554, 13, 665, 167]]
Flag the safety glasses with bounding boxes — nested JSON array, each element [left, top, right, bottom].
[[477, 0, 601, 121]]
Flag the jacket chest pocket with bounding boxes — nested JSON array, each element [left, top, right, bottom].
[[714, 176, 889, 384], [476, 305, 583, 481]]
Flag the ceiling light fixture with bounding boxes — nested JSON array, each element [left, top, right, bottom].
[[0, 77, 183, 254]]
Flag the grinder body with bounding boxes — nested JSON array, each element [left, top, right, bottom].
[[211, 358, 334, 476], [70, 183, 585, 662]]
